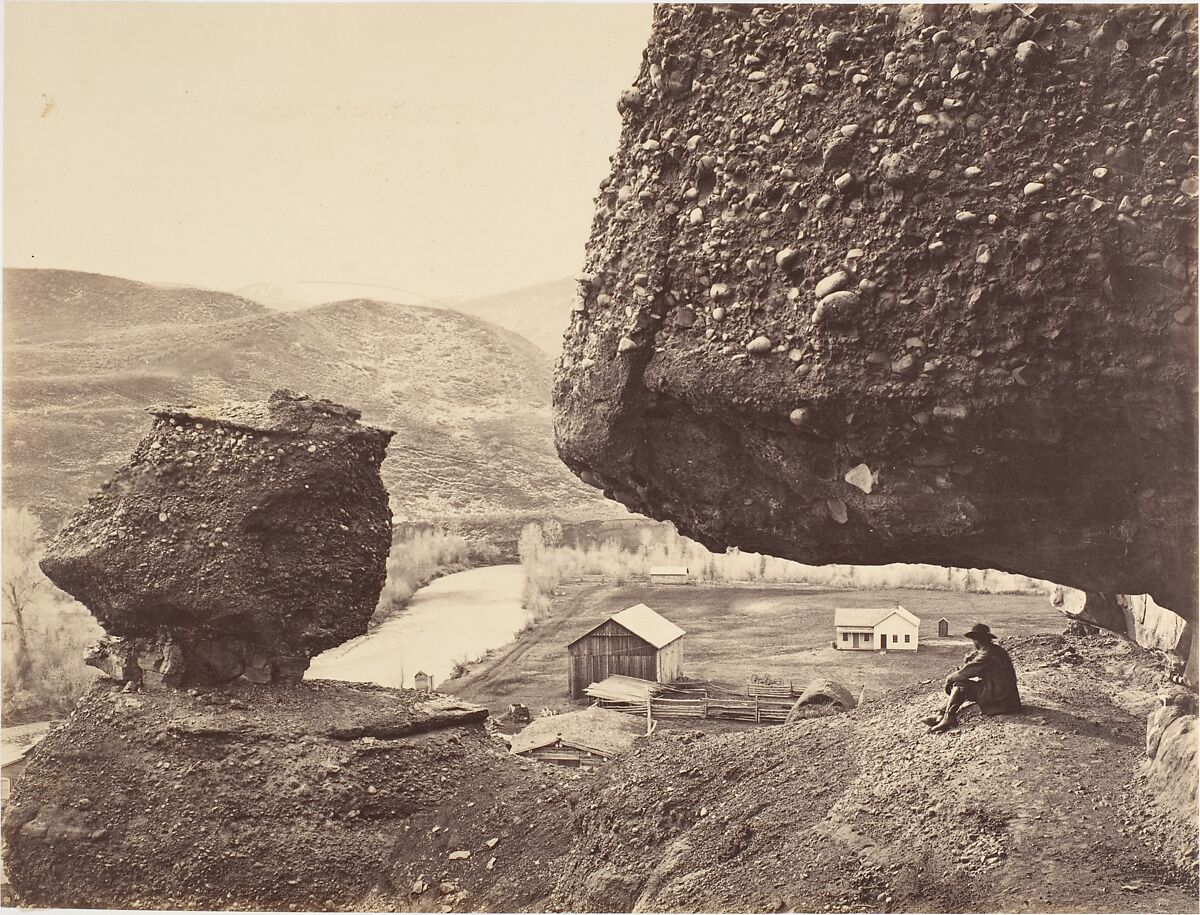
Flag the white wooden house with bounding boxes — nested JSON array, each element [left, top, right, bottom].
[[834, 606, 920, 651]]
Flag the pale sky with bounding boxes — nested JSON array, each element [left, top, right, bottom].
[[4, 2, 652, 301]]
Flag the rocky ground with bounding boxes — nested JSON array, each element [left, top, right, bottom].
[[5, 632, 1195, 912], [2, 680, 580, 912], [551, 632, 1198, 913]]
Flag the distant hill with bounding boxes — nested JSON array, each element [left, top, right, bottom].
[[3, 268, 614, 539], [234, 280, 449, 313], [453, 277, 576, 355]]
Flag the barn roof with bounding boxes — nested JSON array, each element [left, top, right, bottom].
[[568, 604, 686, 650], [833, 606, 920, 629], [650, 566, 690, 576], [509, 706, 645, 757], [610, 604, 686, 648]]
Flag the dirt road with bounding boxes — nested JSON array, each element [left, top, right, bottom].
[[447, 582, 610, 711]]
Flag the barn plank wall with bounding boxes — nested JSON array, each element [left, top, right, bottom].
[[568, 620, 659, 698]]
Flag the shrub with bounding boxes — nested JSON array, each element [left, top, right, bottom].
[[515, 519, 1052, 598], [373, 527, 497, 624]]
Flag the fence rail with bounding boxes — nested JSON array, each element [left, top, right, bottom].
[[598, 693, 799, 724]]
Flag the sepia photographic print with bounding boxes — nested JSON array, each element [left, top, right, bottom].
[[2, 1, 1198, 913]]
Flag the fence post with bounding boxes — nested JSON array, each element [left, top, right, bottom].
[[755, 695, 761, 723], [646, 697, 653, 735]]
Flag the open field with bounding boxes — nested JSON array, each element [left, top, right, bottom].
[[445, 580, 1067, 716]]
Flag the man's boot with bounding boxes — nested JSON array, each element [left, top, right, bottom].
[[927, 710, 959, 733], [928, 686, 965, 734], [921, 707, 945, 727]]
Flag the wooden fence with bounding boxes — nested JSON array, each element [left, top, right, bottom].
[[596, 694, 796, 724]]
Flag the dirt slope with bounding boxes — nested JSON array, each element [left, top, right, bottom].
[[550, 633, 1197, 913], [1, 680, 576, 912], [5, 633, 1194, 912]]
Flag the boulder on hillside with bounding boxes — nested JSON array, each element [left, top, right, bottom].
[[553, 4, 1198, 631], [39, 389, 394, 684]]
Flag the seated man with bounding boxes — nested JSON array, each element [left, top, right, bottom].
[[925, 622, 1021, 733]]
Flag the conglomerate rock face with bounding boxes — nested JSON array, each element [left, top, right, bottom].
[[554, 4, 1198, 623], [40, 390, 394, 684]]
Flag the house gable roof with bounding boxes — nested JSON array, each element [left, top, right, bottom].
[[568, 603, 686, 650], [834, 606, 920, 629]]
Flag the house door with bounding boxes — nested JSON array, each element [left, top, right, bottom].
[[851, 633, 859, 649]]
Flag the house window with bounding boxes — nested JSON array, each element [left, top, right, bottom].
[[841, 632, 848, 642], [904, 634, 911, 643], [892, 634, 898, 644], [864, 633, 872, 642]]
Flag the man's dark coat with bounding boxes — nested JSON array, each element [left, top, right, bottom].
[[946, 640, 1022, 714]]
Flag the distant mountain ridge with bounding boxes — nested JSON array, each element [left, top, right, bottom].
[[231, 274, 577, 355], [451, 277, 577, 355], [3, 268, 610, 536]]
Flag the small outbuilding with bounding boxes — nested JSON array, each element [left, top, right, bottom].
[[649, 566, 691, 585], [567, 604, 685, 699], [938, 618, 950, 637], [413, 671, 433, 693], [834, 606, 921, 651], [509, 706, 645, 768]]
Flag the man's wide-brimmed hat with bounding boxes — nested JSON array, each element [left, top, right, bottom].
[[965, 622, 995, 642]]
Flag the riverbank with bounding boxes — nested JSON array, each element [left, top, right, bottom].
[[307, 565, 529, 690]]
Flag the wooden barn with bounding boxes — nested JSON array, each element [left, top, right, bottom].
[[567, 604, 685, 699]]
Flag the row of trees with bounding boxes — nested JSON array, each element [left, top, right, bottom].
[[2, 507, 102, 724], [516, 521, 1050, 614], [373, 526, 501, 625]]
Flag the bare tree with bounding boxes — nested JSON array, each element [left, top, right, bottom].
[[2, 505, 45, 687]]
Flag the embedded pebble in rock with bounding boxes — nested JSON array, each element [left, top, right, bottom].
[[554, 4, 1199, 636], [746, 336, 773, 356], [789, 408, 812, 429], [40, 390, 394, 685], [775, 248, 800, 270], [844, 464, 876, 495], [812, 290, 861, 326], [814, 271, 852, 300]]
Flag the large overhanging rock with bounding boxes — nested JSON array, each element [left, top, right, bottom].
[[40, 390, 394, 684], [554, 4, 1198, 623]]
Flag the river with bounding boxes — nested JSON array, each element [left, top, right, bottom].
[[305, 564, 530, 690]]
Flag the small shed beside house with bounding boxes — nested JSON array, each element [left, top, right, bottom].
[[938, 618, 950, 637], [567, 604, 685, 699], [509, 706, 644, 768], [834, 606, 921, 651], [649, 566, 691, 585]]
